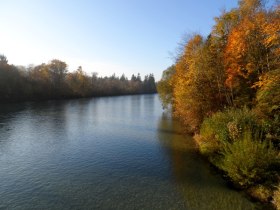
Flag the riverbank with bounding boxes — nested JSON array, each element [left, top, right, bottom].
[[192, 132, 277, 210], [0, 56, 157, 104], [185, 108, 280, 210], [156, 1, 280, 209]]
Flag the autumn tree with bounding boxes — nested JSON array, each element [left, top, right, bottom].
[[255, 69, 280, 141], [172, 34, 210, 131], [0, 56, 32, 101], [157, 65, 175, 109], [211, 9, 240, 106], [28, 63, 52, 98], [48, 59, 68, 96], [157, 0, 280, 203], [67, 66, 91, 97], [224, 0, 280, 106]]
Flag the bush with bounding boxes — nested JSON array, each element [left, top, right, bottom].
[[247, 185, 272, 202], [198, 108, 260, 156], [194, 133, 221, 157], [219, 130, 279, 188], [273, 184, 280, 210]]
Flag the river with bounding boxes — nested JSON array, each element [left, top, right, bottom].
[[0, 94, 255, 209]]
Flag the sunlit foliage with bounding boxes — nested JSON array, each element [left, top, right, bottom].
[[157, 0, 280, 204], [157, 65, 175, 109]]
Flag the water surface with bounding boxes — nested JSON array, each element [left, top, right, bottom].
[[0, 95, 255, 209]]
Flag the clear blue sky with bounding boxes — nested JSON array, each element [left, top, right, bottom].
[[0, 0, 238, 80]]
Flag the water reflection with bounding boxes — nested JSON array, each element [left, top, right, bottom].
[[0, 95, 256, 209], [157, 113, 256, 210]]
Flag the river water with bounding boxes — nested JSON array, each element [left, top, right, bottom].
[[0, 94, 255, 209]]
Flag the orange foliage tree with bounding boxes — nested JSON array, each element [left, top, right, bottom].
[[224, 2, 280, 106]]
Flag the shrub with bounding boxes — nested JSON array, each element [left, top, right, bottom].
[[273, 184, 280, 210], [248, 185, 272, 202], [219, 130, 279, 188], [194, 133, 221, 156], [199, 107, 260, 156]]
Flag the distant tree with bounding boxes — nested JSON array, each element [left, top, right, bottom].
[[120, 73, 127, 81], [28, 63, 52, 98], [0, 56, 157, 102], [143, 74, 156, 94], [0, 55, 31, 101], [67, 66, 91, 97], [0, 54, 8, 65], [136, 73, 142, 82], [131, 74, 137, 81], [48, 59, 68, 96]]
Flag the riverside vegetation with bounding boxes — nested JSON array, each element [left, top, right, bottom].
[[0, 56, 157, 103], [157, 0, 280, 208]]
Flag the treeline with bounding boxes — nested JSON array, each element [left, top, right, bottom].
[[157, 0, 279, 208], [0, 56, 157, 102]]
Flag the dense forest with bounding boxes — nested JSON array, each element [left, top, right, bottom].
[[157, 0, 280, 208], [0, 56, 157, 103]]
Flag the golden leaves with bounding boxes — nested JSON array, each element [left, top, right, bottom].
[[159, 0, 280, 131], [224, 10, 279, 88]]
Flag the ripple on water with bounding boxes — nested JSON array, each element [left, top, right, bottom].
[[0, 95, 256, 209]]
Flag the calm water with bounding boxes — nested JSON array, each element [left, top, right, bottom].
[[0, 94, 255, 210]]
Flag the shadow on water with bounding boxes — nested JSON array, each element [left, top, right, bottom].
[[0, 95, 260, 209], [157, 112, 257, 210]]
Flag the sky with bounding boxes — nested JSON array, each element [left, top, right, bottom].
[[0, 0, 239, 81]]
